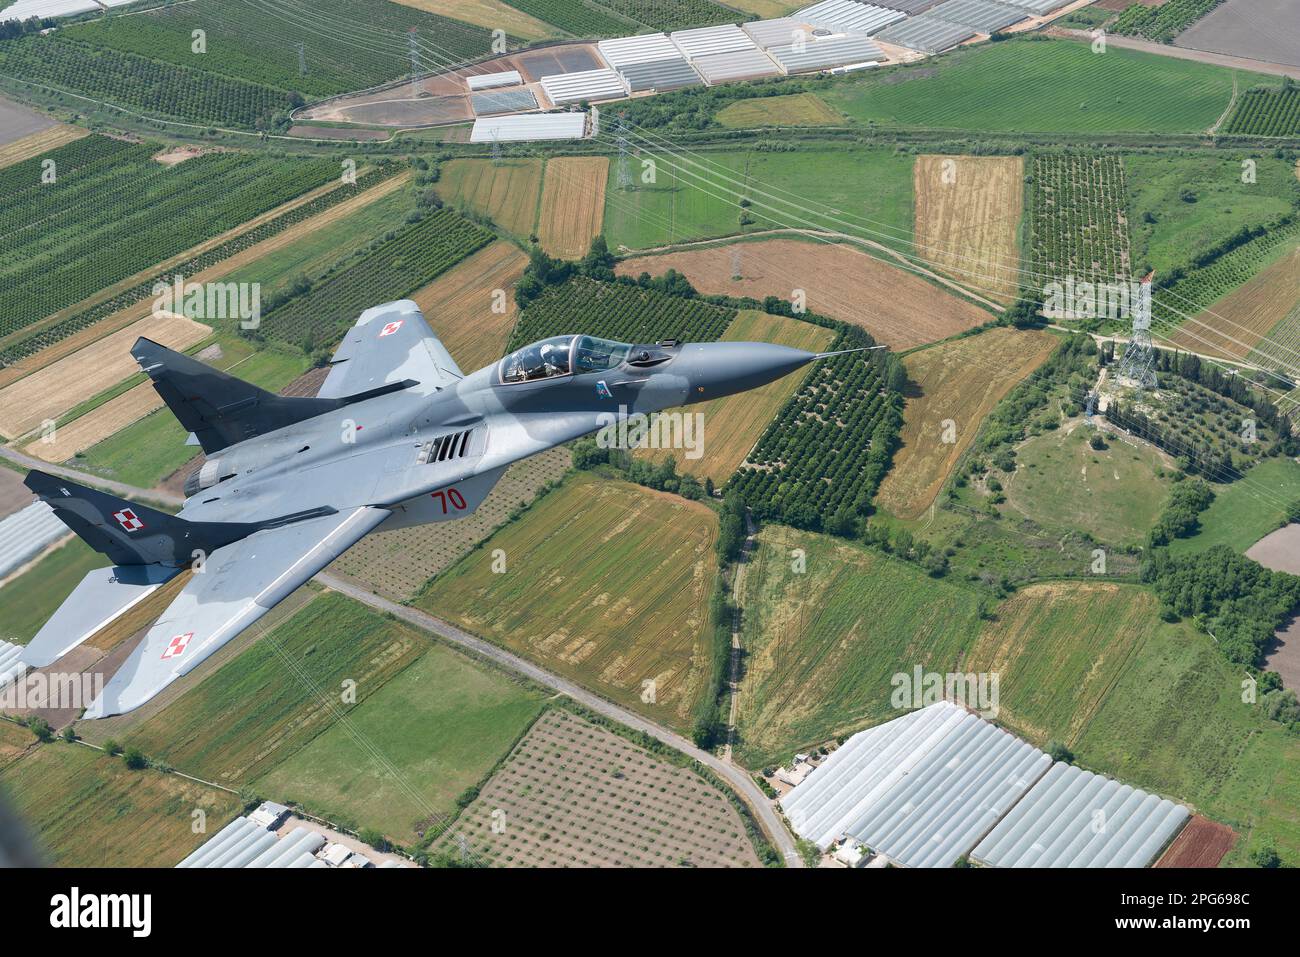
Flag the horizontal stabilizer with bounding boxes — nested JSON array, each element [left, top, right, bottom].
[[22, 564, 181, 668]]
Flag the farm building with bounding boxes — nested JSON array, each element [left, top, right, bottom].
[[793, 0, 908, 35], [876, 15, 977, 53], [0, 502, 68, 581], [971, 763, 1189, 868], [470, 88, 538, 115], [670, 23, 760, 59], [782, 701, 1050, 866], [466, 70, 523, 91], [742, 17, 820, 49], [470, 113, 588, 143], [617, 58, 703, 94], [692, 48, 783, 84], [539, 69, 626, 105], [923, 0, 1030, 33], [597, 33, 682, 70], [767, 35, 886, 73]]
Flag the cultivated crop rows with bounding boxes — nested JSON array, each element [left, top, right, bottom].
[[0, 139, 338, 332], [503, 0, 634, 36], [1030, 151, 1132, 286], [729, 327, 904, 529], [588, 0, 737, 31], [1225, 86, 1300, 137], [1112, 0, 1225, 43], [0, 35, 293, 128], [507, 277, 735, 351], [260, 208, 494, 351]]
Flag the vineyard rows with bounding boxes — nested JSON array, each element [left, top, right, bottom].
[[729, 326, 904, 530], [0, 138, 338, 331], [586, 0, 738, 32], [507, 278, 735, 352], [0, 163, 402, 366], [1030, 152, 1132, 287], [1111, 0, 1225, 43], [501, 0, 635, 36], [1225, 86, 1300, 137], [65, 0, 502, 100], [260, 207, 493, 351], [0, 35, 293, 129]]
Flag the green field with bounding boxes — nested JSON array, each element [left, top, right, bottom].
[[75, 343, 309, 487], [0, 540, 107, 644], [603, 146, 914, 251], [257, 645, 545, 843], [0, 741, 240, 867], [734, 525, 983, 767], [1126, 152, 1300, 275], [823, 38, 1249, 135], [715, 93, 845, 128], [1168, 457, 1300, 556], [1000, 423, 1172, 546]]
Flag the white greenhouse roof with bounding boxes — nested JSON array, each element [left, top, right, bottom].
[[781, 701, 1050, 865], [767, 34, 885, 73], [875, 0, 940, 11], [617, 57, 703, 93], [1002, 0, 1069, 12], [742, 17, 817, 49], [0, 501, 68, 581], [876, 14, 977, 52], [469, 113, 588, 143], [597, 33, 681, 69], [972, 763, 1189, 868], [793, 0, 908, 35], [466, 70, 523, 91], [0, 0, 99, 20], [670, 23, 759, 59], [539, 68, 626, 105], [0, 641, 24, 691], [924, 0, 1029, 32], [692, 48, 782, 84]]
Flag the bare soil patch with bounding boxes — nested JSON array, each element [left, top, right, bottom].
[[1155, 815, 1237, 867]]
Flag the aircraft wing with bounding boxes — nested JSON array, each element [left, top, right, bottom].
[[83, 506, 389, 718], [318, 299, 463, 400]]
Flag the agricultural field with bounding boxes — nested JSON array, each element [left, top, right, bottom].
[[0, 540, 105, 645], [257, 642, 546, 845], [822, 38, 1247, 135], [113, 593, 425, 785], [395, 0, 559, 40], [0, 720, 32, 772], [411, 240, 530, 373], [1182, 243, 1300, 364], [1112, 0, 1225, 42], [636, 310, 835, 485], [330, 447, 572, 600], [1125, 152, 1299, 277], [1168, 457, 1300, 555], [259, 207, 494, 352], [715, 92, 844, 128], [914, 154, 1024, 301], [876, 328, 1058, 521], [0, 742, 241, 867], [24, 382, 163, 463], [434, 159, 544, 239], [417, 473, 722, 732], [730, 328, 905, 529], [538, 157, 609, 259], [61, 0, 504, 99], [1029, 151, 1132, 290], [616, 238, 994, 349], [1155, 816, 1238, 868], [0, 122, 85, 170], [1225, 84, 1300, 137], [500, 0, 638, 35], [0, 136, 337, 331], [508, 276, 736, 351], [587, 0, 738, 31], [602, 147, 914, 253], [733, 525, 984, 768], [999, 420, 1173, 546], [433, 708, 764, 867]]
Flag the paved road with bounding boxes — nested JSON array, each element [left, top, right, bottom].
[[316, 572, 803, 867], [0, 446, 183, 508], [1049, 27, 1300, 81]]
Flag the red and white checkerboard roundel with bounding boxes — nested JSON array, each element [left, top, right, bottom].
[[112, 508, 145, 532], [161, 632, 194, 661], [379, 320, 404, 338]]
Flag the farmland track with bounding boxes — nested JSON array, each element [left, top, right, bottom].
[[317, 572, 802, 866]]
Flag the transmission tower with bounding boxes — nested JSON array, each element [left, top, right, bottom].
[[297, 42, 306, 77], [1115, 274, 1156, 390]]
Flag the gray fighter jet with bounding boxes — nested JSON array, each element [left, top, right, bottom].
[[22, 299, 864, 718]]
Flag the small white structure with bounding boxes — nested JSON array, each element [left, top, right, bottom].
[[320, 842, 354, 867], [247, 801, 291, 830], [833, 842, 868, 867], [466, 70, 523, 91]]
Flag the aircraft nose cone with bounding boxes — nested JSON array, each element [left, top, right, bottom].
[[677, 341, 819, 402]]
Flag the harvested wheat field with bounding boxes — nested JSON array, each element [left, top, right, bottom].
[[915, 154, 1023, 301], [23, 383, 160, 462], [538, 157, 609, 260], [636, 310, 834, 485], [616, 238, 991, 349], [0, 124, 86, 169], [411, 240, 529, 372], [877, 327, 1056, 519], [0, 313, 209, 439], [436, 158, 543, 237]]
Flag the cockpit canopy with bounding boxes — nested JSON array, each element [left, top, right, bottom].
[[499, 335, 632, 384]]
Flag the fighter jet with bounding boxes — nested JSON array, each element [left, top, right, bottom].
[[22, 299, 868, 718]]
